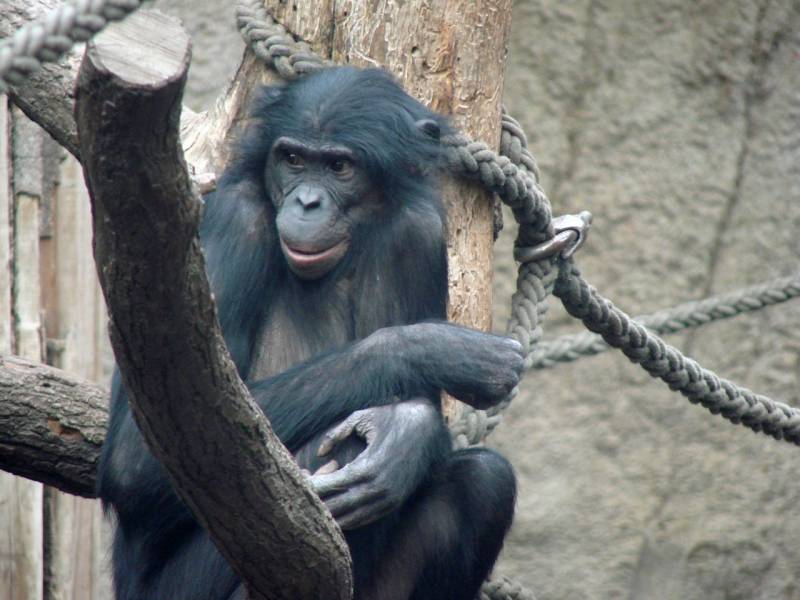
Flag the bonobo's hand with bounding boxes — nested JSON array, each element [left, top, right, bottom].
[[398, 322, 525, 409], [310, 399, 445, 531]]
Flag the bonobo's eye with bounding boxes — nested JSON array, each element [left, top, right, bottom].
[[283, 152, 303, 168], [329, 158, 353, 177]]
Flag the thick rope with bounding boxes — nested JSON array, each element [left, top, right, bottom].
[[0, 0, 144, 93], [236, 0, 330, 78], [554, 262, 800, 444], [532, 272, 800, 369]]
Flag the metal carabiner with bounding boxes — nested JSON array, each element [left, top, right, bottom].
[[514, 211, 592, 264]]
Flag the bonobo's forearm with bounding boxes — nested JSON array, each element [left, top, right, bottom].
[[248, 328, 434, 451], [248, 322, 524, 450]]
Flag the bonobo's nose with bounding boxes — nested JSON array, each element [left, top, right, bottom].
[[294, 185, 325, 211]]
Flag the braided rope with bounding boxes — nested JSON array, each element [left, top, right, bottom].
[[236, 0, 330, 79], [0, 0, 144, 93], [479, 575, 537, 600], [532, 272, 800, 369], [554, 262, 800, 444]]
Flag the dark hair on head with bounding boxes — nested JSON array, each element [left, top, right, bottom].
[[225, 66, 452, 202]]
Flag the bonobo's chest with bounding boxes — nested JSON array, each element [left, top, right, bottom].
[[249, 279, 355, 380]]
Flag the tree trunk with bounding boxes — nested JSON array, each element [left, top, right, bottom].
[[266, 0, 514, 421]]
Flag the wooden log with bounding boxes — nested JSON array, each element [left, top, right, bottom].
[[75, 11, 351, 600], [0, 354, 105, 498]]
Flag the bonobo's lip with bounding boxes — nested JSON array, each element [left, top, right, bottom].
[[279, 237, 349, 279]]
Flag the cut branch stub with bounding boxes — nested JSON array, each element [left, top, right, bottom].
[[0, 355, 106, 497], [74, 10, 352, 600]]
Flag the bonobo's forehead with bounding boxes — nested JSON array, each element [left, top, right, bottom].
[[272, 136, 356, 160], [272, 68, 434, 140], [256, 66, 449, 186]]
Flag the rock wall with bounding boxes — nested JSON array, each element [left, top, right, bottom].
[[152, 1, 800, 598], [493, 2, 800, 598]]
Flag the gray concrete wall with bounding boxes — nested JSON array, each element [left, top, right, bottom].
[[493, 2, 800, 598], [153, 1, 800, 598]]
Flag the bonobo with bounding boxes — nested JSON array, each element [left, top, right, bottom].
[[97, 66, 522, 600]]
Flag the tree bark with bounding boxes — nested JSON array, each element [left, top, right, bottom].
[[74, 11, 351, 600], [0, 355, 106, 498]]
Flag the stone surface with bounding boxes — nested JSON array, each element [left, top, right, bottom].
[[143, 1, 800, 598], [492, 2, 800, 599]]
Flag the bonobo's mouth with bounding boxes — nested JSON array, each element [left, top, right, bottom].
[[279, 237, 349, 280]]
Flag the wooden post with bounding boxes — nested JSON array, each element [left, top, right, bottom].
[[0, 94, 23, 600], [0, 106, 46, 600], [266, 0, 514, 420], [40, 151, 112, 600]]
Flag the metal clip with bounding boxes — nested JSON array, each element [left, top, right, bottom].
[[514, 211, 593, 263]]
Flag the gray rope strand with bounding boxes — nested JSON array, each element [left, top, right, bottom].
[[0, 0, 144, 93], [532, 272, 800, 369], [554, 262, 800, 445], [448, 111, 557, 449], [236, 0, 330, 79], [479, 575, 537, 600]]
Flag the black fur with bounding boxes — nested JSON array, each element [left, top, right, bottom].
[[97, 67, 516, 600]]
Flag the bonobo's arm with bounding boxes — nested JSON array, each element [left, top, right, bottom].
[[248, 322, 524, 452], [99, 322, 522, 526]]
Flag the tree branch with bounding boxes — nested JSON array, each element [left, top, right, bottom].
[[74, 11, 351, 600], [1, 0, 273, 188], [0, 355, 106, 498]]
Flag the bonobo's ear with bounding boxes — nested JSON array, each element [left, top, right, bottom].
[[415, 119, 441, 141]]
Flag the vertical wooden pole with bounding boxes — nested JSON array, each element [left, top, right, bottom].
[[0, 94, 21, 600], [41, 153, 113, 600], [267, 0, 513, 421], [1, 106, 46, 600]]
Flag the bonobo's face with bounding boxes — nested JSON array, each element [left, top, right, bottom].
[[266, 136, 373, 281]]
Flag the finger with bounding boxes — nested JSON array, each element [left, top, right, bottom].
[[311, 465, 369, 498], [312, 459, 339, 476], [318, 416, 357, 457], [325, 486, 386, 520], [335, 498, 394, 531]]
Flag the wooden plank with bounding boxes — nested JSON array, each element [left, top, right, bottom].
[[0, 97, 12, 350], [0, 93, 19, 600], [46, 151, 112, 599], [5, 106, 45, 600]]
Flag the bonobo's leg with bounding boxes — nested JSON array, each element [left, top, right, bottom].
[[360, 448, 516, 600]]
